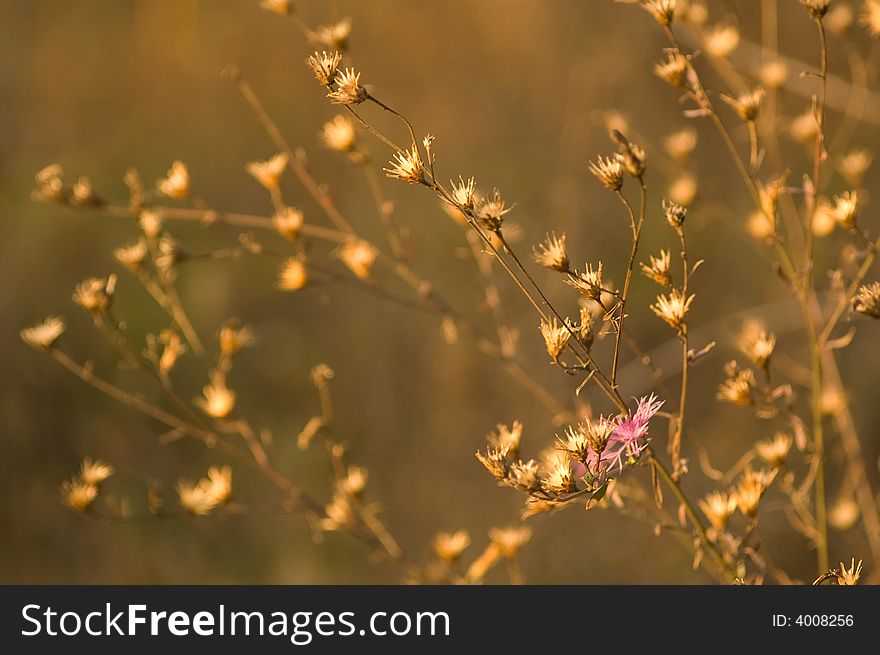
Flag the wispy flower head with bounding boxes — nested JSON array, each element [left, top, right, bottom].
[[73, 275, 116, 313], [654, 51, 689, 88], [588, 155, 624, 191], [307, 50, 342, 88], [831, 191, 859, 229], [310, 17, 352, 51], [488, 526, 532, 558], [277, 257, 309, 291], [704, 24, 740, 58], [487, 422, 523, 459], [566, 261, 604, 302], [605, 394, 663, 472], [273, 206, 304, 241], [433, 530, 471, 563], [539, 317, 570, 361], [853, 281, 880, 318], [156, 160, 189, 199], [717, 365, 755, 405], [328, 67, 368, 105], [837, 558, 864, 585], [738, 322, 776, 369], [177, 465, 233, 516], [755, 432, 792, 468], [138, 209, 164, 239], [721, 87, 766, 122], [337, 239, 378, 280], [476, 189, 513, 231], [321, 115, 356, 152], [79, 457, 114, 486], [61, 479, 98, 512], [640, 249, 673, 286], [219, 322, 255, 358], [114, 238, 148, 272], [384, 145, 425, 185], [699, 491, 736, 531], [21, 316, 65, 349], [735, 467, 776, 516], [532, 232, 569, 272], [246, 152, 289, 191], [542, 450, 577, 495], [195, 373, 236, 419], [651, 288, 694, 330], [450, 176, 476, 210], [663, 199, 687, 228], [642, 0, 678, 26]]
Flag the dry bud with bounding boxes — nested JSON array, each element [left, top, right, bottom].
[[853, 281, 880, 318], [640, 249, 673, 287], [277, 257, 309, 291], [328, 67, 368, 105], [21, 316, 65, 349], [588, 155, 625, 191], [246, 152, 289, 191], [156, 160, 190, 199], [532, 232, 569, 272]]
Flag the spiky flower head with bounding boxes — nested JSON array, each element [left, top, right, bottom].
[[450, 176, 476, 210], [384, 145, 425, 185], [721, 87, 766, 122], [246, 152, 289, 191], [651, 288, 694, 330], [654, 51, 689, 88], [433, 530, 471, 563], [640, 249, 673, 287], [277, 257, 309, 291], [837, 558, 864, 585], [642, 0, 678, 26], [738, 323, 777, 369], [328, 67, 368, 105], [21, 316, 65, 349], [307, 50, 342, 88], [831, 191, 859, 229], [79, 457, 114, 486], [72, 275, 117, 313], [476, 189, 513, 231], [542, 451, 577, 495], [663, 198, 688, 228], [698, 490, 737, 531], [755, 432, 793, 468], [532, 232, 570, 272], [735, 467, 776, 516], [486, 422, 523, 459], [853, 281, 880, 318], [488, 526, 533, 558], [588, 155, 624, 191], [566, 262, 605, 302], [337, 239, 378, 280], [540, 317, 571, 361], [157, 160, 189, 199], [717, 366, 755, 406], [310, 17, 352, 51]]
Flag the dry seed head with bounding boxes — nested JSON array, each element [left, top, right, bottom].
[[34, 164, 66, 202], [755, 432, 792, 467], [177, 479, 220, 516], [585, 415, 615, 454], [640, 249, 673, 287], [698, 490, 736, 531], [433, 530, 471, 563], [861, 0, 880, 37], [838, 148, 873, 187], [338, 239, 378, 280], [542, 451, 577, 495], [837, 558, 863, 585], [738, 322, 776, 368], [668, 173, 697, 206], [260, 0, 293, 16], [566, 261, 604, 302], [509, 459, 540, 492], [654, 51, 689, 88], [717, 367, 755, 405], [195, 373, 236, 419], [557, 425, 591, 462], [328, 67, 368, 105], [487, 422, 523, 459], [61, 479, 98, 512], [532, 232, 569, 272], [71, 175, 100, 207], [721, 87, 766, 122], [664, 127, 698, 163], [735, 467, 776, 516], [650, 288, 694, 330], [203, 466, 233, 505], [157, 160, 189, 199], [138, 209, 164, 239], [642, 0, 678, 26], [829, 497, 860, 531], [760, 60, 789, 89], [307, 50, 342, 88], [612, 131, 647, 178], [539, 317, 571, 360], [488, 526, 532, 558], [79, 457, 114, 486], [219, 322, 255, 357], [853, 281, 880, 318], [704, 24, 740, 59], [831, 191, 859, 229], [450, 176, 476, 210], [476, 189, 513, 231], [158, 330, 186, 373], [246, 152, 289, 191], [277, 257, 308, 291], [73, 275, 116, 312], [475, 446, 510, 481], [273, 206, 304, 241], [384, 145, 425, 185], [800, 0, 831, 19], [321, 115, 356, 152], [812, 199, 837, 237], [21, 316, 65, 349], [588, 155, 625, 191], [310, 17, 352, 51], [662, 199, 687, 228], [114, 238, 148, 271], [826, 3, 854, 34]]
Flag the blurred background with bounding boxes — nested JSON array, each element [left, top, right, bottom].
[[2, 0, 879, 583]]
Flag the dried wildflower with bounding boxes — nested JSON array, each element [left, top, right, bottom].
[[487, 422, 523, 459], [21, 316, 65, 349], [138, 209, 164, 239], [61, 479, 98, 512], [651, 288, 694, 330], [698, 491, 736, 531], [328, 67, 368, 105], [321, 115, 356, 152], [155, 236, 187, 277], [612, 131, 647, 178], [735, 467, 776, 516], [532, 232, 569, 272], [488, 526, 532, 558], [114, 238, 148, 272], [640, 249, 673, 286], [826, 3, 854, 34], [755, 433, 792, 467], [508, 459, 540, 492], [307, 50, 342, 88], [588, 155, 624, 191], [277, 257, 309, 291], [654, 51, 689, 88], [34, 164, 67, 202], [760, 60, 789, 89], [575, 306, 594, 350], [800, 0, 831, 19], [758, 174, 787, 219], [158, 330, 186, 374], [340, 466, 368, 497], [311, 17, 352, 51], [829, 497, 860, 531], [836, 558, 863, 585], [73, 275, 116, 312], [738, 324, 776, 369], [156, 161, 189, 199], [643, 0, 677, 26], [831, 191, 859, 229], [205, 466, 233, 504], [539, 317, 571, 360], [273, 206, 304, 241], [663, 199, 687, 228], [584, 415, 616, 456], [476, 189, 513, 231], [717, 367, 755, 405], [450, 176, 477, 210], [71, 176, 101, 207], [812, 199, 837, 237], [219, 323, 255, 357], [668, 173, 697, 206], [260, 0, 293, 16], [195, 373, 236, 419], [338, 239, 378, 280], [79, 457, 114, 486], [542, 451, 577, 495], [320, 492, 354, 531], [838, 148, 873, 187], [177, 480, 220, 516], [433, 530, 471, 563], [566, 262, 604, 302], [664, 127, 698, 163], [853, 281, 880, 318], [246, 152, 288, 191], [721, 88, 765, 122], [384, 145, 425, 185], [704, 24, 740, 59], [557, 424, 591, 462], [475, 447, 509, 480], [861, 0, 880, 37]]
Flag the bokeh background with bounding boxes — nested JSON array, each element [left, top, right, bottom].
[[2, 0, 879, 583]]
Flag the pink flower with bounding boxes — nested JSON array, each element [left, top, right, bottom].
[[606, 394, 664, 472]]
